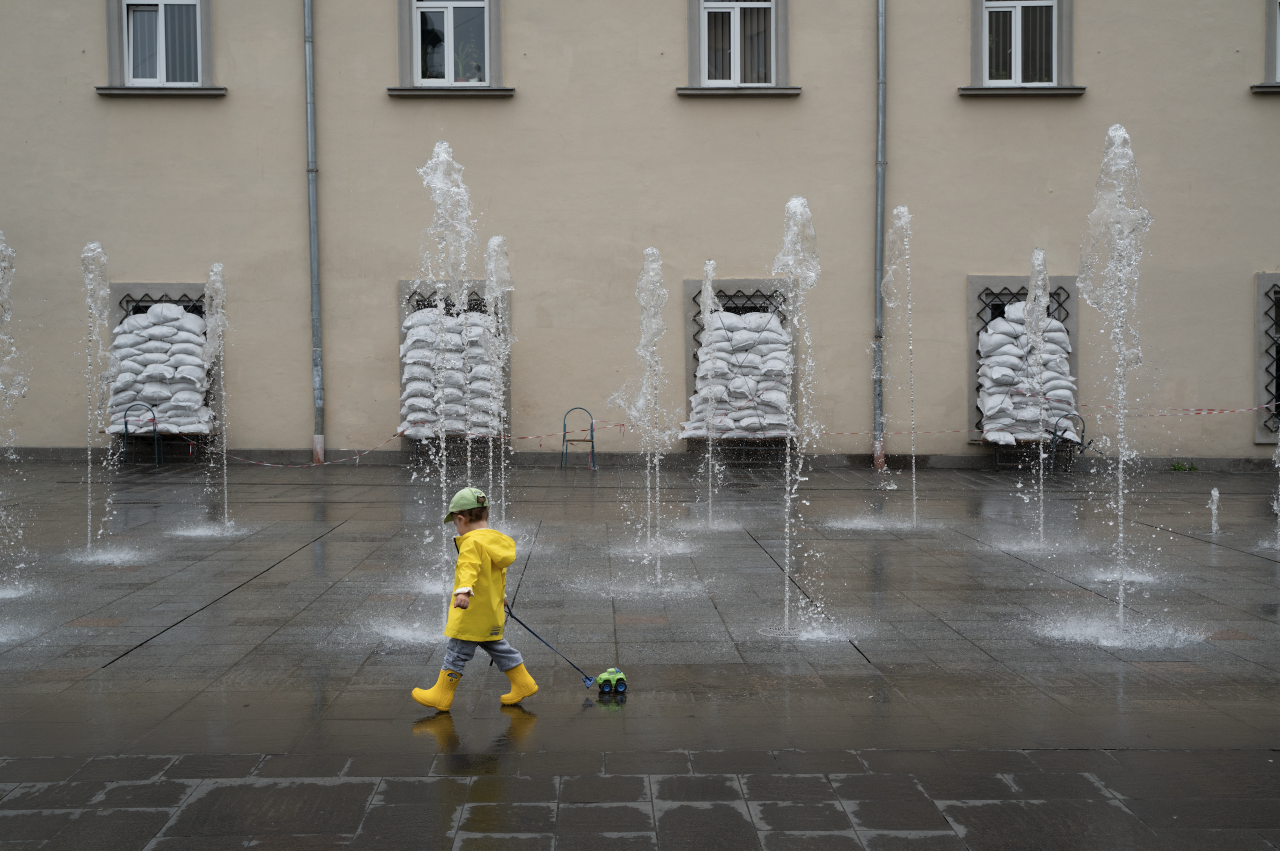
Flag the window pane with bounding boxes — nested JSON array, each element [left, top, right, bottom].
[[129, 5, 158, 80], [1021, 5, 1053, 83], [164, 3, 199, 83], [987, 9, 1012, 81], [453, 6, 485, 82], [740, 7, 770, 84], [706, 10, 731, 81], [421, 10, 445, 80]]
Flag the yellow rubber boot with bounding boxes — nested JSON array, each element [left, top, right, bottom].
[[411, 669, 461, 711], [500, 664, 538, 705]]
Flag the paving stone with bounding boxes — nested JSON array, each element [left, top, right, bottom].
[[655, 802, 760, 850], [165, 755, 263, 780], [559, 774, 648, 803], [655, 774, 742, 802], [40, 809, 171, 851], [165, 781, 377, 836]]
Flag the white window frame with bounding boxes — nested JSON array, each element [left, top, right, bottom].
[[700, 0, 776, 88], [982, 0, 1056, 87], [413, 0, 490, 88], [122, 0, 202, 88]]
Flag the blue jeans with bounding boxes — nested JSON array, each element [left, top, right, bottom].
[[442, 637, 523, 674]]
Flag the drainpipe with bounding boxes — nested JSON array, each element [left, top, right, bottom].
[[871, 0, 887, 472], [305, 0, 325, 464]]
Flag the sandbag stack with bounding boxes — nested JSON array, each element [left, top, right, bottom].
[[978, 301, 1079, 446], [679, 311, 794, 439], [399, 307, 502, 440], [106, 303, 213, 435]]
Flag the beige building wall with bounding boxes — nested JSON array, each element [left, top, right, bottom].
[[0, 1, 1275, 459]]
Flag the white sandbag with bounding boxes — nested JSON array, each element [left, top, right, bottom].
[[113, 333, 148, 349], [1002, 302, 1027, 323], [741, 312, 782, 334], [403, 364, 433, 381], [402, 396, 434, 412], [169, 330, 205, 347], [176, 313, 206, 335], [706, 312, 744, 333], [167, 353, 203, 369], [441, 403, 467, 418], [110, 373, 136, 392], [174, 365, 206, 384], [170, 390, 204, 410], [404, 411, 438, 424], [139, 382, 173, 403], [758, 390, 789, 411], [984, 429, 1016, 446], [403, 349, 435, 364], [403, 308, 441, 330], [131, 352, 169, 367], [135, 340, 172, 354], [401, 381, 434, 400], [142, 324, 178, 341], [978, 331, 1017, 357], [139, 364, 176, 382], [112, 315, 150, 335], [147, 303, 187, 325], [469, 364, 496, 381]]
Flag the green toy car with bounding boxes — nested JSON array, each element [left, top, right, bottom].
[[595, 667, 627, 694]]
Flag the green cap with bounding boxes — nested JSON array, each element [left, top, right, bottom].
[[444, 487, 489, 523]]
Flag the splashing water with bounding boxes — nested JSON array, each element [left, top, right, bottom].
[[699, 259, 722, 529], [768, 197, 822, 636], [883, 206, 917, 526], [1025, 247, 1051, 548], [417, 141, 479, 613], [610, 248, 674, 581], [482, 236, 515, 523], [1207, 487, 1220, 535], [0, 232, 27, 587], [1078, 125, 1151, 633], [202, 263, 231, 528], [82, 243, 116, 551]]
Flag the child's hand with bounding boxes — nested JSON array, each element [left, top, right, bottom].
[[453, 593, 470, 609]]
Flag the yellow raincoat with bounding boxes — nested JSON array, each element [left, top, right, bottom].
[[445, 528, 517, 642]]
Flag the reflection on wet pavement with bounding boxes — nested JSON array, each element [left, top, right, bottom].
[[0, 460, 1279, 847]]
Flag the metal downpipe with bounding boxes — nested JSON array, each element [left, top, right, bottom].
[[871, 0, 887, 471], [305, 0, 325, 464]]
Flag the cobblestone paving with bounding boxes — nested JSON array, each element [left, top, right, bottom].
[[0, 460, 1278, 848]]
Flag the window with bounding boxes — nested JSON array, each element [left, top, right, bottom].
[[414, 1, 488, 86], [701, 1, 774, 87], [983, 1, 1055, 86], [124, 2, 201, 86]]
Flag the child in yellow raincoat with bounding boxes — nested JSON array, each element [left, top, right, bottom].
[[411, 487, 538, 712]]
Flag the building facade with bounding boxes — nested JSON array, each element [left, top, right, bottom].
[[0, 1, 1278, 462]]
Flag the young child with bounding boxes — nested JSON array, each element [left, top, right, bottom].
[[411, 487, 538, 712]]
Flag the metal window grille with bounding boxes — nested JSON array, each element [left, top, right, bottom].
[[406, 289, 487, 315], [119, 292, 205, 318], [1264, 283, 1280, 434], [690, 288, 786, 362], [973, 285, 1070, 432]]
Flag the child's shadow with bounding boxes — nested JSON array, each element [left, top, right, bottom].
[[413, 705, 537, 754]]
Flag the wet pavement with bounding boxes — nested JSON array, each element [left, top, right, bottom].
[[0, 458, 1279, 848]]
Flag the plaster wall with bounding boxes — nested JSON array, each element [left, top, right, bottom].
[[0, 1, 1274, 459]]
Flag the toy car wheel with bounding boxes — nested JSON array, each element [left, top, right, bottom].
[[599, 682, 612, 693], [615, 681, 627, 693]]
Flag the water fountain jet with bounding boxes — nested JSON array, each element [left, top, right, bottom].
[[1078, 124, 1152, 633]]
